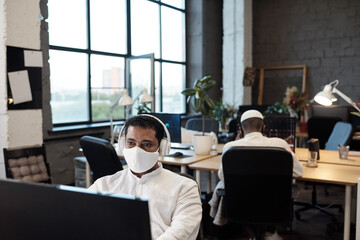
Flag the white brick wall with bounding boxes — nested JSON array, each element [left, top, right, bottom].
[[0, 0, 41, 179], [8, 110, 43, 148], [222, 0, 252, 107], [6, 0, 41, 49]]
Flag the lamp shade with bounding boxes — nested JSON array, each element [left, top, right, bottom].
[[118, 89, 134, 106], [139, 88, 153, 103], [314, 85, 333, 106]]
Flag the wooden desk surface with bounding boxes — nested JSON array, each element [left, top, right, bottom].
[[298, 162, 360, 185], [188, 155, 221, 171], [159, 148, 215, 166], [188, 156, 360, 186], [295, 148, 360, 166]]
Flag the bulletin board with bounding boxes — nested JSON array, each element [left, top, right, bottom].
[[255, 65, 307, 105], [7, 46, 43, 110]]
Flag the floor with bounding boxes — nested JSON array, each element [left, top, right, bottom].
[[203, 180, 356, 240]]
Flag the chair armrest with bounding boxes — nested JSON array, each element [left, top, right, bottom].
[[217, 188, 225, 197]]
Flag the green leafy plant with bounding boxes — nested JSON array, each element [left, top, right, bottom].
[[213, 101, 236, 129], [136, 103, 151, 114], [265, 102, 289, 114], [181, 75, 216, 135]]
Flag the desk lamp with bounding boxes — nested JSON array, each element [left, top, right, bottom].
[[314, 80, 360, 115], [137, 88, 154, 105], [110, 89, 134, 144], [132, 88, 154, 114]]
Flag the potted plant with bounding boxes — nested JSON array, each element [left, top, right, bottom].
[[181, 75, 216, 154], [136, 103, 151, 114], [213, 101, 236, 130], [283, 86, 309, 132]]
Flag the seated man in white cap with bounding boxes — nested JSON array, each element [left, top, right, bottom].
[[209, 109, 303, 240]]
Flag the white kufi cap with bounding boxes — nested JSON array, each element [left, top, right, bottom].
[[240, 110, 264, 123]]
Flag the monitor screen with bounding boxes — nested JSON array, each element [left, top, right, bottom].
[[149, 113, 181, 143], [263, 116, 296, 152], [0, 179, 151, 240]]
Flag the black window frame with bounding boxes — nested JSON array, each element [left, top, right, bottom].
[[48, 0, 186, 128]]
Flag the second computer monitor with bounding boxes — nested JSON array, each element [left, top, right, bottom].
[[149, 113, 182, 143]]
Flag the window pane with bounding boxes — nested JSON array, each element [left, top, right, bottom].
[[161, 0, 185, 10], [90, 0, 127, 53], [90, 55, 125, 121], [49, 50, 89, 124], [48, 0, 87, 49], [162, 63, 185, 113], [128, 58, 153, 115], [131, 0, 160, 57], [161, 6, 185, 61]]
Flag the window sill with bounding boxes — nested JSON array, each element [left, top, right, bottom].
[[50, 121, 125, 134]]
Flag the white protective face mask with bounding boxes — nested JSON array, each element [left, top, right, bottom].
[[123, 147, 159, 173]]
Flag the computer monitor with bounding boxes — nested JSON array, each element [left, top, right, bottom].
[[0, 179, 151, 240], [149, 113, 182, 143], [263, 116, 296, 152]]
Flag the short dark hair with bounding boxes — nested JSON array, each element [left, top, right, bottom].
[[241, 118, 264, 132], [124, 115, 165, 145]]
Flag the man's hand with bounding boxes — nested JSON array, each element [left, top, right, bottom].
[[235, 129, 243, 140]]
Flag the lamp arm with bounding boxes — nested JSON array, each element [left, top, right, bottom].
[[109, 93, 124, 144], [132, 91, 142, 104], [333, 87, 360, 112], [110, 95, 123, 112], [110, 110, 115, 144]]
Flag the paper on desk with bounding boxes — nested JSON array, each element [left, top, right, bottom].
[[8, 70, 32, 104], [348, 151, 360, 157], [24, 50, 43, 67]]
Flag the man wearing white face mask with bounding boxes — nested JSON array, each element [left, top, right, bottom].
[[89, 115, 202, 240]]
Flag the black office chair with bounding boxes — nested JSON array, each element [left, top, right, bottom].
[[80, 136, 123, 182], [219, 146, 294, 239], [185, 117, 219, 135], [3, 144, 51, 184]]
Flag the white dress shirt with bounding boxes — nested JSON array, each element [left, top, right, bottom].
[[218, 132, 304, 180], [89, 163, 202, 240]]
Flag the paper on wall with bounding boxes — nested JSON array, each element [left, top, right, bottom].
[[24, 50, 43, 67], [8, 70, 33, 104]]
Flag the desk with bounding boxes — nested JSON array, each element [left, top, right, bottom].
[[188, 158, 360, 240], [158, 144, 224, 173], [295, 148, 360, 166], [159, 149, 215, 173]]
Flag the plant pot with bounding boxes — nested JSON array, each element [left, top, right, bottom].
[[192, 134, 213, 155], [299, 121, 307, 133]]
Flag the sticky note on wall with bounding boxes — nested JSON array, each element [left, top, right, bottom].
[[24, 50, 43, 67], [8, 70, 33, 104]]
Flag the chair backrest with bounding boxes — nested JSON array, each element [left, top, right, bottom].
[[185, 117, 219, 135], [3, 144, 51, 183], [307, 116, 342, 149], [222, 146, 293, 226], [80, 136, 123, 182], [228, 117, 238, 134], [325, 121, 353, 150]]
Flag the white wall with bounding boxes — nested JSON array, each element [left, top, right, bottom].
[[222, 0, 252, 107], [8, 110, 43, 147], [6, 0, 40, 49], [0, 0, 42, 179], [0, 0, 8, 178]]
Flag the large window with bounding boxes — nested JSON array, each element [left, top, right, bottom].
[[48, 0, 186, 126]]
